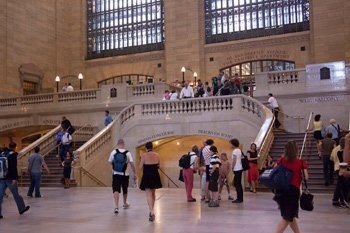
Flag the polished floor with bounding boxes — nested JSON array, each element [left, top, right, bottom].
[[0, 187, 349, 233]]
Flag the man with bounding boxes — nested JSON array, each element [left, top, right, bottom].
[[319, 133, 336, 186], [268, 93, 281, 128], [179, 82, 194, 99], [108, 139, 136, 214], [325, 119, 341, 145], [104, 110, 113, 126], [62, 83, 68, 92], [27, 146, 50, 198], [202, 139, 214, 203], [0, 142, 30, 219], [66, 83, 74, 92], [59, 128, 72, 162]]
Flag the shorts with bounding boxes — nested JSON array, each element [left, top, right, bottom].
[[112, 174, 129, 194], [209, 170, 219, 192], [206, 165, 210, 182]]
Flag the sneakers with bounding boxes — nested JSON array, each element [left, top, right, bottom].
[[19, 206, 30, 215], [208, 200, 220, 207], [338, 203, 347, 208], [149, 213, 155, 222], [232, 199, 243, 203], [114, 208, 119, 214], [123, 203, 130, 209], [187, 198, 196, 202]]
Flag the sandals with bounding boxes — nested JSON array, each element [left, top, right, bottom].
[[149, 212, 155, 222]]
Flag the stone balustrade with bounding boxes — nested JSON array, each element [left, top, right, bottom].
[[267, 70, 301, 84]]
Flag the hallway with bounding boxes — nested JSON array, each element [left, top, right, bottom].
[[1, 188, 348, 233]]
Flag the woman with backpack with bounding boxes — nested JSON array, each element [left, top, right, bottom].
[[274, 141, 309, 233], [182, 145, 199, 202]]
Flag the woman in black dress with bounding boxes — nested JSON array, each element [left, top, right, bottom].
[[139, 141, 162, 222]]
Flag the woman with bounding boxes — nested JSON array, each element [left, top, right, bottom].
[[183, 145, 199, 202], [62, 151, 74, 189], [308, 114, 323, 156], [230, 138, 243, 203], [139, 142, 162, 222], [247, 143, 259, 193], [218, 152, 233, 200], [275, 140, 308, 233]]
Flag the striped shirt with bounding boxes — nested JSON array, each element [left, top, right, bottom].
[[209, 154, 221, 172], [202, 145, 212, 165]]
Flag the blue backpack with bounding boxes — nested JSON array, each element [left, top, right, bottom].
[[259, 159, 292, 191], [113, 149, 128, 174]]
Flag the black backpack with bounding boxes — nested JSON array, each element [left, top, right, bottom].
[[179, 153, 192, 169], [241, 150, 250, 171]]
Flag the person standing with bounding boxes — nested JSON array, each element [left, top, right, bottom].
[[169, 89, 178, 100], [218, 152, 233, 200], [202, 139, 214, 203], [139, 142, 162, 222], [230, 138, 244, 203], [62, 151, 74, 189], [183, 145, 198, 202], [319, 133, 336, 186], [108, 139, 136, 214], [0, 142, 30, 219], [208, 146, 221, 207], [325, 119, 341, 145], [179, 82, 194, 99], [27, 146, 50, 198], [274, 141, 308, 233], [197, 140, 207, 201], [247, 143, 259, 193], [104, 110, 113, 126], [268, 93, 281, 128], [62, 83, 68, 92], [66, 83, 74, 92]]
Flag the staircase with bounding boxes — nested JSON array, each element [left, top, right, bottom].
[[266, 131, 335, 193], [19, 141, 86, 187]]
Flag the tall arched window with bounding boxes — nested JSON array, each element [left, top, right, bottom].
[[205, 0, 310, 44], [87, 0, 164, 59]]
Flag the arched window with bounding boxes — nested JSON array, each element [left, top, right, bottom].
[[205, 0, 310, 44], [98, 74, 154, 87], [87, 0, 164, 59]]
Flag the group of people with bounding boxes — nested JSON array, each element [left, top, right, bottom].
[[61, 83, 74, 92]]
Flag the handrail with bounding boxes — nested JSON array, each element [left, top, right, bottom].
[[159, 168, 179, 188], [300, 112, 314, 159], [78, 166, 108, 187]]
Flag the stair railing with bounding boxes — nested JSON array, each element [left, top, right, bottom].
[[77, 166, 107, 187], [159, 168, 179, 188], [300, 112, 314, 159]]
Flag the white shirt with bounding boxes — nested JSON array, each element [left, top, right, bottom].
[[66, 85, 74, 92], [268, 96, 279, 108], [61, 132, 72, 145], [221, 75, 226, 85], [180, 86, 194, 98], [169, 92, 178, 100], [108, 148, 133, 176], [232, 148, 242, 171], [202, 145, 212, 165], [188, 152, 197, 169]]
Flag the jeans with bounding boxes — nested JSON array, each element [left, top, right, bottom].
[[273, 108, 281, 128], [233, 170, 243, 202], [0, 179, 26, 215], [59, 144, 70, 162], [322, 156, 334, 185], [333, 173, 346, 204], [183, 168, 194, 200], [27, 172, 42, 197]]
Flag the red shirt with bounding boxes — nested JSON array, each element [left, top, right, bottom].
[[277, 158, 308, 188]]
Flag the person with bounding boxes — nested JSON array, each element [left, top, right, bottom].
[[179, 82, 194, 99], [139, 142, 162, 222], [330, 138, 348, 208], [208, 146, 221, 207], [212, 77, 219, 96], [197, 140, 207, 201], [162, 90, 170, 100], [203, 81, 211, 97], [195, 79, 205, 97], [274, 140, 308, 233], [27, 146, 50, 198], [59, 128, 72, 162], [260, 155, 276, 174], [62, 83, 68, 92], [0, 142, 30, 219], [61, 116, 72, 131], [108, 139, 136, 214], [319, 133, 336, 186], [220, 80, 231, 96], [308, 114, 324, 156], [230, 138, 244, 203], [219, 71, 226, 84], [104, 110, 113, 126], [325, 119, 341, 145], [169, 89, 178, 100], [183, 145, 198, 202], [247, 143, 259, 193], [66, 83, 74, 92], [234, 74, 241, 94], [202, 139, 214, 202], [218, 152, 233, 200], [268, 93, 281, 128], [62, 151, 74, 189]]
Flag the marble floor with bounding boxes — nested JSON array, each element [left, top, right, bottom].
[[0, 187, 349, 233]]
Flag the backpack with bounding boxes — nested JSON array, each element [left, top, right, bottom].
[[0, 151, 13, 179], [259, 158, 292, 191], [113, 149, 129, 174], [179, 153, 192, 169], [67, 126, 75, 135], [241, 150, 250, 171]]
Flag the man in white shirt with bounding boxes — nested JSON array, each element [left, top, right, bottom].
[[230, 138, 243, 203], [108, 139, 136, 214], [66, 83, 74, 92], [180, 82, 194, 99], [59, 128, 72, 162], [202, 139, 214, 202], [268, 93, 281, 128]]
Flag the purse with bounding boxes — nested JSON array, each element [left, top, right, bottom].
[[300, 162, 314, 211], [241, 150, 250, 171]]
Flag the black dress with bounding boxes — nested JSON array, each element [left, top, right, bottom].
[[140, 164, 162, 191]]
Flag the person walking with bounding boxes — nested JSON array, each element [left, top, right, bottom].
[[183, 145, 198, 202], [139, 142, 162, 222], [325, 119, 342, 145], [230, 138, 244, 203], [108, 139, 136, 214], [274, 141, 308, 233], [0, 142, 30, 219], [247, 143, 259, 193], [59, 128, 72, 162], [27, 146, 50, 198], [104, 110, 113, 126], [319, 133, 336, 186], [268, 93, 281, 128], [62, 151, 75, 189]]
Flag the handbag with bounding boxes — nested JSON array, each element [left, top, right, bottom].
[[178, 169, 184, 182], [241, 150, 250, 171], [300, 162, 314, 211], [259, 158, 292, 191]]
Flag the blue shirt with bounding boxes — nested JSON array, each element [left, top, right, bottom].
[[105, 115, 113, 126]]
